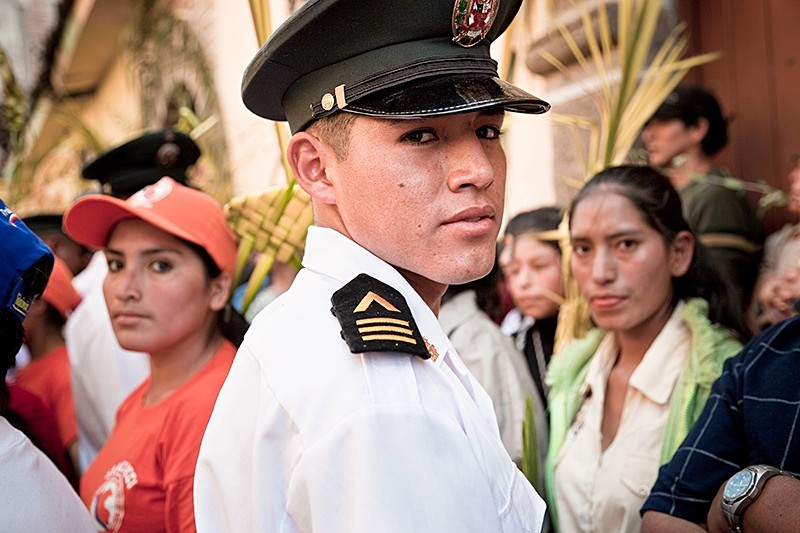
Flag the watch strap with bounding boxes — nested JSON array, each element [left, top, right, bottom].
[[722, 465, 785, 533]]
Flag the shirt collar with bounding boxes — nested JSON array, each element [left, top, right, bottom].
[[628, 301, 691, 405], [302, 226, 451, 364]]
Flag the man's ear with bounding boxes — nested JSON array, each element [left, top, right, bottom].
[[689, 117, 710, 145], [288, 132, 337, 205]]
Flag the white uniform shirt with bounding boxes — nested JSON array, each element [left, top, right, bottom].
[[438, 290, 546, 468], [0, 416, 94, 532], [66, 252, 149, 472], [554, 303, 690, 533], [195, 227, 546, 532]]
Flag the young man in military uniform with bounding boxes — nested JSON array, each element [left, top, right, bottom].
[[195, 1, 550, 530]]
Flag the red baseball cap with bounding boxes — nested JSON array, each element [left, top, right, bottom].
[[43, 257, 82, 320], [64, 177, 237, 276]]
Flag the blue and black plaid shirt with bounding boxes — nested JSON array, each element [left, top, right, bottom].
[[641, 315, 800, 523]]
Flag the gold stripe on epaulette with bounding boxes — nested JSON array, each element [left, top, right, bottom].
[[362, 334, 419, 344], [356, 317, 410, 326], [354, 292, 400, 313], [358, 325, 415, 335]]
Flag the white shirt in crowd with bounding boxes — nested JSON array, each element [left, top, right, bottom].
[[0, 416, 94, 532]]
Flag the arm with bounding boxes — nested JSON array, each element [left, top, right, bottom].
[[641, 510, 707, 532], [705, 472, 800, 533]]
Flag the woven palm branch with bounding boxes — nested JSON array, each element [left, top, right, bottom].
[[226, 181, 313, 313]]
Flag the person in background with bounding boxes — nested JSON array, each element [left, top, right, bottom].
[[15, 257, 82, 482], [65, 177, 238, 531], [22, 213, 93, 276], [641, 316, 800, 533], [752, 161, 800, 329], [499, 207, 565, 409], [194, 0, 551, 530], [545, 166, 749, 533], [66, 128, 199, 473], [0, 198, 94, 531], [439, 261, 546, 472], [642, 85, 764, 315]]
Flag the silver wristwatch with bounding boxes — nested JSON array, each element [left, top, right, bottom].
[[721, 464, 784, 532]]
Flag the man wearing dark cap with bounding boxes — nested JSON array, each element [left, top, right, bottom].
[[81, 128, 200, 198], [642, 85, 764, 316], [196, 1, 549, 531], [65, 128, 199, 473]]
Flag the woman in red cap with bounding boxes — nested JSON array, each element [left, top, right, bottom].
[[64, 177, 238, 532]]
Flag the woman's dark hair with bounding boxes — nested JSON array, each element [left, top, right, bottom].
[[503, 206, 564, 255], [648, 85, 728, 156], [569, 165, 751, 340], [183, 240, 248, 347]]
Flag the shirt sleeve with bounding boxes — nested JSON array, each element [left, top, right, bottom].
[[165, 475, 197, 532], [641, 350, 748, 522], [285, 406, 507, 533]]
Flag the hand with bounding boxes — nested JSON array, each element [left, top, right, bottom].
[[704, 481, 729, 533]]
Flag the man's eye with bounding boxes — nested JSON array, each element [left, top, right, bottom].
[[476, 125, 502, 140], [571, 244, 590, 256], [618, 239, 637, 251], [401, 130, 437, 144]]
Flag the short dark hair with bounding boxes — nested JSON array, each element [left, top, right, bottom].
[[569, 165, 750, 340], [648, 85, 728, 156], [308, 112, 358, 160]]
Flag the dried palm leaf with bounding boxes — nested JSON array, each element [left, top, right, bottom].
[[226, 182, 313, 313]]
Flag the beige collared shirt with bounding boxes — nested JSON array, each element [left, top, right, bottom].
[[554, 302, 690, 533]]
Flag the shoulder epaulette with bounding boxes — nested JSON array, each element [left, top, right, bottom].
[[330, 273, 429, 359]]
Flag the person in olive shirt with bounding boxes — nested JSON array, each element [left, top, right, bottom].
[[642, 85, 764, 318]]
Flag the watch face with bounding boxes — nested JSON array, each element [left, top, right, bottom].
[[724, 469, 755, 501]]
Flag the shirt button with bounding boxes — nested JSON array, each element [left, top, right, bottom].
[[639, 486, 649, 496]]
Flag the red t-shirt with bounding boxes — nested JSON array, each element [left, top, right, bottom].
[[14, 344, 78, 447], [80, 341, 235, 532]]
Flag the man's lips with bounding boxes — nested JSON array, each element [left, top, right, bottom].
[[443, 206, 496, 225]]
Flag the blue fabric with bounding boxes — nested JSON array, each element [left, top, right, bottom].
[[641, 316, 800, 523], [0, 199, 53, 321]]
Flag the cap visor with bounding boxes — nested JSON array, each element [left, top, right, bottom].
[[344, 74, 549, 119], [64, 195, 200, 250]]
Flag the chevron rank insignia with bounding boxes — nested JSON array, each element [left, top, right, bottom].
[[330, 273, 429, 359]]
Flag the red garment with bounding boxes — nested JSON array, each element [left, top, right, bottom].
[[80, 341, 235, 532], [4, 382, 77, 485], [14, 344, 78, 447]]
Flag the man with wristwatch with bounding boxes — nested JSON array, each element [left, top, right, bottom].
[[640, 315, 800, 532]]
